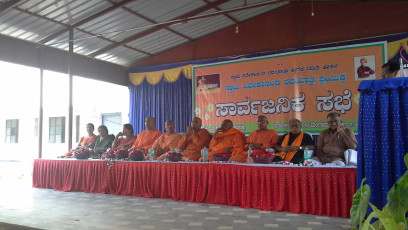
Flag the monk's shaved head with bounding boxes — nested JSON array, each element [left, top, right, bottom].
[[145, 116, 156, 130], [165, 120, 175, 134], [221, 119, 233, 132], [257, 115, 267, 120], [256, 115, 268, 130], [191, 117, 202, 131]]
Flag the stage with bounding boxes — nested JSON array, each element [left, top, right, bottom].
[[32, 159, 356, 218]]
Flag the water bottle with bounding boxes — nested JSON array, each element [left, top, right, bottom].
[[148, 147, 154, 161], [202, 147, 209, 162], [246, 147, 254, 164], [303, 147, 311, 163]]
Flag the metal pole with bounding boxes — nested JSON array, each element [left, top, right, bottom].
[[38, 62, 43, 159], [68, 29, 73, 151]]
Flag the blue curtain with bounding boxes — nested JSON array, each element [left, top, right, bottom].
[[129, 73, 192, 135], [357, 78, 408, 208]]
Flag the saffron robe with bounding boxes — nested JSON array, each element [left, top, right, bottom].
[[178, 129, 211, 161], [152, 133, 182, 151], [209, 128, 246, 162], [131, 129, 162, 151], [242, 129, 279, 160], [245, 129, 279, 150]]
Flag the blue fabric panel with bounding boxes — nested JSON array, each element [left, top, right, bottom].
[[129, 73, 192, 135], [357, 78, 408, 208]]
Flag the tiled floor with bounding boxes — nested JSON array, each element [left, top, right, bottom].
[[0, 181, 351, 230]]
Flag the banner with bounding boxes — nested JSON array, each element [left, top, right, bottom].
[[193, 42, 386, 134]]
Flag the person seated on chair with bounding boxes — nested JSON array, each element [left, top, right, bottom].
[[112, 123, 137, 150], [93, 125, 115, 155], [243, 115, 279, 158], [153, 120, 182, 160], [130, 116, 162, 153], [64, 123, 97, 157], [273, 119, 315, 164], [313, 112, 357, 166], [207, 119, 246, 162], [177, 117, 211, 161]]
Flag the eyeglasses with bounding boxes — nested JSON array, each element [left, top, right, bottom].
[[382, 70, 392, 76]]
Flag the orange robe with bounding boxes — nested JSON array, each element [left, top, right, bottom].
[[116, 136, 137, 150], [131, 129, 162, 151], [209, 128, 246, 162], [152, 133, 182, 151], [178, 129, 211, 161], [152, 133, 182, 159], [244, 129, 279, 155]]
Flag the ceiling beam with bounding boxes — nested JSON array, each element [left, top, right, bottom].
[[89, 0, 232, 57], [14, 7, 153, 57], [129, 0, 290, 66], [106, 0, 193, 42], [202, 0, 239, 24], [38, 0, 134, 44], [0, 0, 23, 14]]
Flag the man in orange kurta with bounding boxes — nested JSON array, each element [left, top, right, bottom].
[[178, 117, 211, 161], [208, 119, 246, 162], [130, 116, 162, 152], [244, 115, 279, 158], [153, 120, 182, 160]]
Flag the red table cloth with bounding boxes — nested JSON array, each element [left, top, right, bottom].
[[32, 159, 356, 217]]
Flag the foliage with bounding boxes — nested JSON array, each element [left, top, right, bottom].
[[350, 153, 408, 230]]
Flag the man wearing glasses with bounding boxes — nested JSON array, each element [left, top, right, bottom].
[[382, 61, 400, 79]]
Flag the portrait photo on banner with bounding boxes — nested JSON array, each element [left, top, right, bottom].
[[354, 55, 376, 81], [196, 73, 221, 94]]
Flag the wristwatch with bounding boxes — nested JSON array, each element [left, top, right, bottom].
[[299, 146, 303, 150]]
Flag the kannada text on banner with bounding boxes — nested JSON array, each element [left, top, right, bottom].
[[193, 43, 386, 134]]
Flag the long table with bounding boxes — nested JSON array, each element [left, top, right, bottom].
[[32, 159, 356, 218]]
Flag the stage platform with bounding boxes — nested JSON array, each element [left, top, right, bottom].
[[32, 159, 356, 218]]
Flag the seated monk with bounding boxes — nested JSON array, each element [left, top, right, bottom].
[[208, 119, 246, 162], [130, 116, 162, 153], [112, 123, 137, 150], [153, 120, 182, 160], [244, 115, 279, 160], [64, 123, 97, 157], [313, 112, 357, 166], [93, 125, 115, 155], [273, 119, 315, 164], [178, 117, 211, 161]]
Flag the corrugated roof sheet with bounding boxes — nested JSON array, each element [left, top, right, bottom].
[[0, 0, 289, 67], [18, 0, 110, 25], [127, 28, 189, 55], [79, 8, 153, 42], [126, 0, 206, 23], [170, 8, 235, 40], [225, 1, 289, 22], [95, 45, 148, 66]]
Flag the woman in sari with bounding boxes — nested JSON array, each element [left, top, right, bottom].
[[112, 123, 137, 150], [93, 125, 115, 155], [64, 123, 97, 157]]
